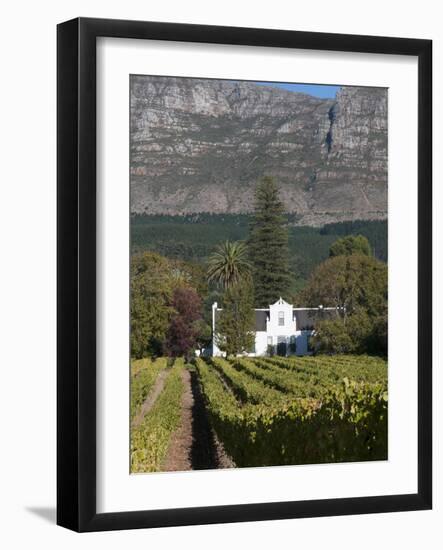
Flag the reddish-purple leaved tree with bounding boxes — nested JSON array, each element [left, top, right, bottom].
[[165, 286, 203, 357]]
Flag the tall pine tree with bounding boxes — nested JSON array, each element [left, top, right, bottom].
[[248, 176, 291, 307]]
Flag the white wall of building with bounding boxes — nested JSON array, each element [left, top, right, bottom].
[[213, 298, 314, 357], [254, 331, 269, 356], [267, 298, 296, 340]]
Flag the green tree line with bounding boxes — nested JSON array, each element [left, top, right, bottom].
[[131, 214, 387, 282]]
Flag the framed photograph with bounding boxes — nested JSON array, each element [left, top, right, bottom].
[[57, 17, 432, 532]]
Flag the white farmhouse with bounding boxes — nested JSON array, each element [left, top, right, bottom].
[[211, 297, 338, 357]]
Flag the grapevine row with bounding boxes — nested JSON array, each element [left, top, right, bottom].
[[210, 357, 288, 406], [196, 357, 388, 467], [130, 357, 168, 420], [131, 359, 184, 473]]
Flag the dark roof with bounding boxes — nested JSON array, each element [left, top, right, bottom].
[[255, 310, 269, 331], [215, 309, 269, 332], [293, 309, 338, 330], [214, 307, 338, 332]]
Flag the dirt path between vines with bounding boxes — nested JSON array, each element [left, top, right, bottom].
[[163, 367, 235, 472], [132, 369, 170, 429]]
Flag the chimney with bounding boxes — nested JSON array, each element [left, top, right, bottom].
[[212, 302, 218, 333]]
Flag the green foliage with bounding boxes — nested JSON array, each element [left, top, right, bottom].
[[310, 311, 378, 355], [369, 312, 388, 356], [207, 240, 251, 289], [233, 357, 305, 395], [321, 220, 387, 262], [300, 254, 387, 356], [131, 252, 175, 358], [329, 234, 372, 257], [299, 253, 387, 353], [248, 177, 292, 306], [311, 319, 354, 354], [130, 358, 168, 420], [169, 259, 209, 298], [194, 319, 213, 351], [211, 358, 287, 406], [265, 354, 387, 384], [215, 279, 255, 357], [131, 359, 185, 473], [131, 213, 251, 263], [131, 251, 208, 358], [242, 354, 386, 397], [299, 254, 387, 317], [195, 356, 387, 467], [131, 214, 387, 286]]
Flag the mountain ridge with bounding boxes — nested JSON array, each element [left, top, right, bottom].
[[130, 76, 387, 226]]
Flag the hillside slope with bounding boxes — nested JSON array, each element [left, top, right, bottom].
[[130, 76, 387, 226]]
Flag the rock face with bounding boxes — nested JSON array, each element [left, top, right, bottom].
[[130, 76, 387, 225]]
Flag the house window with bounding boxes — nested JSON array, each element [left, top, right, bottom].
[[278, 311, 284, 326], [267, 336, 273, 346], [289, 335, 296, 353]]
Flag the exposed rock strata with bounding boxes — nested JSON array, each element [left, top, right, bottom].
[[130, 76, 387, 225]]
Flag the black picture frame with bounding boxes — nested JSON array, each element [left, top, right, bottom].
[[57, 17, 432, 532]]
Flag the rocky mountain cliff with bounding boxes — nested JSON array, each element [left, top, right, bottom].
[[130, 76, 387, 225]]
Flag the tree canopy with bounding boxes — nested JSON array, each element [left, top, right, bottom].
[[215, 278, 255, 357], [131, 252, 174, 358], [299, 254, 387, 318], [329, 234, 372, 258], [207, 240, 251, 289], [248, 176, 291, 307], [299, 254, 387, 356], [165, 286, 203, 358], [131, 251, 208, 358]]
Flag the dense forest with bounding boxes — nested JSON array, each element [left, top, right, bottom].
[[131, 213, 387, 291]]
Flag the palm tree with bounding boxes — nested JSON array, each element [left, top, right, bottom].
[[207, 240, 251, 289]]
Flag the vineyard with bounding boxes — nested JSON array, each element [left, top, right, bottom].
[[130, 355, 388, 473]]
